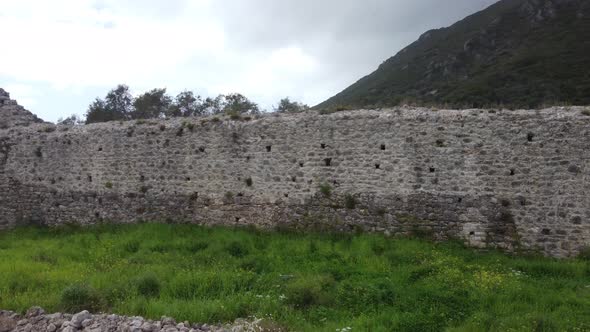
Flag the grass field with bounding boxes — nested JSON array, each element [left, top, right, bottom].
[[0, 224, 588, 331]]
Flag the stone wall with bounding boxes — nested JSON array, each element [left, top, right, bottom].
[[0, 106, 588, 257], [0, 89, 44, 129]]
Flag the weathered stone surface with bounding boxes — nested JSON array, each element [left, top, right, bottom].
[[0, 308, 265, 332], [0, 105, 588, 257], [0, 89, 45, 128]]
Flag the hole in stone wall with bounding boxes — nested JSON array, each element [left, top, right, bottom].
[[237, 193, 244, 197], [429, 167, 436, 173], [140, 175, 145, 182], [541, 228, 551, 235], [199, 147, 205, 153], [291, 176, 297, 182], [95, 212, 100, 218], [87, 175, 93, 183], [98, 147, 103, 151], [266, 146, 272, 152], [375, 164, 381, 169], [527, 132, 534, 142], [324, 158, 332, 166], [186, 177, 191, 182], [458, 197, 463, 203], [321, 143, 326, 149], [284, 193, 289, 198], [299, 162, 304, 167], [469, 231, 475, 236], [510, 169, 515, 176], [235, 217, 241, 222], [381, 144, 386, 150]]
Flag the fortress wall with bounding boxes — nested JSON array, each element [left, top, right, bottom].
[[0, 107, 588, 257]]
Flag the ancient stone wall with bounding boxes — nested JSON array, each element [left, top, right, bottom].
[[0, 89, 44, 129], [0, 106, 588, 257]]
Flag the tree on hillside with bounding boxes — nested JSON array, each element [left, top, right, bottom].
[[274, 97, 309, 113], [86, 85, 133, 124], [85, 98, 110, 124], [221, 93, 260, 115], [131, 88, 172, 119], [105, 85, 133, 119], [167, 91, 204, 117], [202, 95, 225, 115]]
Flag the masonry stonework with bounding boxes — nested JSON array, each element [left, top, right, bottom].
[[0, 105, 588, 257]]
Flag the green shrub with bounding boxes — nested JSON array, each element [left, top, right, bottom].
[[135, 273, 161, 297], [31, 251, 57, 264], [577, 247, 590, 261], [285, 277, 334, 308], [105, 181, 113, 189], [123, 240, 140, 253], [226, 241, 249, 258], [319, 183, 332, 197], [344, 194, 357, 209], [60, 284, 103, 312], [186, 241, 208, 253]]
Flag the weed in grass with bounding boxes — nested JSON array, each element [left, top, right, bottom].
[[285, 276, 334, 309], [135, 273, 161, 298], [226, 241, 249, 258], [31, 250, 57, 264], [60, 284, 103, 312], [123, 240, 140, 253]]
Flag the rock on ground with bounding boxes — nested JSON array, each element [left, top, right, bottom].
[[0, 307, 272, 332]]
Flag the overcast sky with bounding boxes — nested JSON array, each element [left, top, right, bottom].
[[0, 0, 497, 122]]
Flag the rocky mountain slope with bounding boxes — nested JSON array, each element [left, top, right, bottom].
[[317, 0, 590, 109]]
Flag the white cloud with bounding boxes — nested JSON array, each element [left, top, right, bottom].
[[0, 0, 497, 121]]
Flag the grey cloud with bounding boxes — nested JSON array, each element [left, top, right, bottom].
[[208, 0, 498, 99]]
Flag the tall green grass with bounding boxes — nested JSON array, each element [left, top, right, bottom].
[[0, 224, 588, 331]]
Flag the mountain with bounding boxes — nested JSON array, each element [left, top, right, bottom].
[[317, 0, 590, 109]]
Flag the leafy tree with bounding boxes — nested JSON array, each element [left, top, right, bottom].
[[85, 98, 109, 124], [222, 93, 259, 115], [275, 97, 309, 113], [104, 85, 133, 120], [168, 91, 204, 117], [85, 85, 133, 124], [202, 95, 225, 115], [131, 88, 172, 119]]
